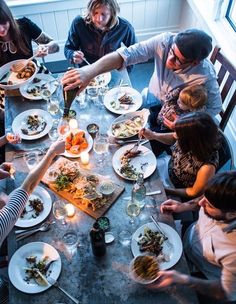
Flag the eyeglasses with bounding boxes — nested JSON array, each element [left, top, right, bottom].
[[168, 46, 191, 66]]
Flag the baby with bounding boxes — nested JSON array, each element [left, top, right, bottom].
[[157, 84, 207, 130]]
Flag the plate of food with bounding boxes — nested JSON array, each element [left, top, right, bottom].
[[12, 109, 53, 140], [15, 186, 52, 228], [8, 242, 61, 293], [131, 222, 183, 270], [108, 109, 149, 139], [19, 74, 58, 100], [64, 129, 93, 158], [0, 60, 38, 90], [104, 87, 142, 114], [87, 72, 111, 88], [112, 144, 156, 180]]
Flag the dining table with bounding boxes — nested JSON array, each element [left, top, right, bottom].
[[4, 68, 199, 304]]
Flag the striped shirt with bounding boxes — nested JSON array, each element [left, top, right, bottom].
[[0, 188, 28, 248]]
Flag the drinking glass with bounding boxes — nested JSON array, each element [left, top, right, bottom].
[[126, 199, 141, 225], [40, 87, 51, 101], [23, 151, 39, 170], [47, 97, 60, 118], [48, 120, 59, 141], [57, 117, 70, 138], [53, 200, 67, 227], [87, 87, 99, 104], [76, 90, 87, 109], [62, 229, 79, 257], [93, 133, 109, 164]]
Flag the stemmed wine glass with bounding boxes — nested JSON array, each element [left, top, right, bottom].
[[126, 199, 141, 225], [93, 133, 109, 164], [53, 200, 68, 228], [57, 116, 70, 138]]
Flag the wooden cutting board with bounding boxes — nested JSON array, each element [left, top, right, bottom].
[[42, 157, 124, 219]]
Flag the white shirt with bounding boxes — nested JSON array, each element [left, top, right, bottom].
[[184, 208, 236, 301]]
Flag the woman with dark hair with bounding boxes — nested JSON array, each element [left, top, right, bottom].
[[64, 0, 136, 70], [0, 0, 59, 66], [140, 112, 220, 198]]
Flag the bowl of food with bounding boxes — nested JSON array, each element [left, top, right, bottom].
[[129, 255, 160, 285], [0, 60, 38, 90], [96, 216, 110, 231], [98, 180, 115, 196], [87, 123, 99, 139]]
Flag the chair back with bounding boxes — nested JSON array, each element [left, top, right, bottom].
[[217, 129, 235, 171], [210, 46, 236, 131]]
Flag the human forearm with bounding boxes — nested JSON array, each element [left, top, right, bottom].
[[165, 186, 203, 199], [143, 130, 175, 145], [46, 41, 59, 54]]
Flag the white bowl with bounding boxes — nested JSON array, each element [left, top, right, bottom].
[[129, 255, 160, 285], [0, 59, 38, 90]]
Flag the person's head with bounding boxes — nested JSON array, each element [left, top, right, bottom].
[[177, 85, 207, 111], [85, 0, 120, 31], [174, 112, 219, 162], [166, 29, 212, 70], [0, 0, 30, 57], [199, 171, 236, 221]]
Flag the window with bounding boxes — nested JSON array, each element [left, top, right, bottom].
[[226, 0, 236, 31]]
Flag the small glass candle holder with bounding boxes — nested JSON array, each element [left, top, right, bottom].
[[65, 203, 76, 218], [80, 151, 89, 165]]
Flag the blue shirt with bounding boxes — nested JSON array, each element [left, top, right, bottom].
[[64, 16, 137, 70]]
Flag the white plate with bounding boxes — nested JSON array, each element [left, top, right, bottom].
[[131, 222, 183, 270], [63, 130, 93, 158], [112, 144, 156, 180], [0, 60, 38, 90], [8, 242, 61, 294], [12, 109, 53, 140], [19, 74, 57, 100], [108, 109, 149, 139], [15, 186, 52, 228], [87, 72, 111, 88], [104, 87, 142, 114]]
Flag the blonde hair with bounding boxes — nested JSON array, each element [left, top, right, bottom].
[[179, 85, 207, 110], [84, 0, 120, 29]]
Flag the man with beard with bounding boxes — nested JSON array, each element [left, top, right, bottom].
[[151, 171, 236, 302]]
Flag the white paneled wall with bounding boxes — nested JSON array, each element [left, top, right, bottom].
[[9, 0, 184, 62]]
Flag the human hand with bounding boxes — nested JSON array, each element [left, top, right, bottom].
[[163, 113, 178, 130], [139, 128, 156, 140], [6, 133, 21, 144], [73, 51, 84, 64], [0, 162, 13, 179], [48, 138, 65, 156], [148, 270, 188, 290], [61, 66, 92, 93], [36, 44, 49, 57], [160, 199, 185, 214]]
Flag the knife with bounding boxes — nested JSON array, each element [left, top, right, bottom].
[[123, 190, 162, 200]]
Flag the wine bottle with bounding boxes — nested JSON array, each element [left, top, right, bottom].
[[62, 67, 78, 117]]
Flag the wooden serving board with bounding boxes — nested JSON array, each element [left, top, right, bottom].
[[42, 157, 124, 219]]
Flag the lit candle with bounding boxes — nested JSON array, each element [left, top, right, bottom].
[[81, 151, 89, 165], [65, 203, 76, 217], [69, 118, 78, 130]]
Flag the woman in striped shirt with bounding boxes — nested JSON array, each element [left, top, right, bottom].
[[0, 139, 65, 248]]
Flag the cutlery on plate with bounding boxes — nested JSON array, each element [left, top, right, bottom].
[[15, 222, 51, 241], [13, 147, 49, 159], [115, 139, 149, 145], [150, 215, 172, 249], [47, 277, 80, 304]]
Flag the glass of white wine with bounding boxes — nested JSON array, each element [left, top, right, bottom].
[[126, 199, 141, 225], [47, 97, 60, 118], [93, 133, 109, 164], [53, 200, 68, 228]]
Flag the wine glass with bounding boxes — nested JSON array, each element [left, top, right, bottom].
[[40, 86, 51, 101], [57, 116, 70, 138], [53, 200, 68, 228], [47, 97, 60, 118], [23, 151, 39, 171], [93, 133, 109, 164], [126, 199, 141, 225], [87, 87, 99, 104]]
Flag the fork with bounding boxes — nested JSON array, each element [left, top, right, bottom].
[[15, 222, 51, 241], [47, 277, 79, 304], [150, 215, 173, 249]]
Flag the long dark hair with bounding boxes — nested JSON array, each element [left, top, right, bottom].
[[84, 0, 120, 29], [0, 0, 30, 59], [175, 112, 220, 162]]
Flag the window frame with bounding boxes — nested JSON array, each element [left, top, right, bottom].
[[226, 0, 236, 32]]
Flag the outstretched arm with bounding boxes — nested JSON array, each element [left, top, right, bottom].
[[150, 270, 228, 301], [35, 32, 59, 55]]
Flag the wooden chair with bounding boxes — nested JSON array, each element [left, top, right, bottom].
[[217, 129, 235, 171], [210, 46, 236, 131]]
